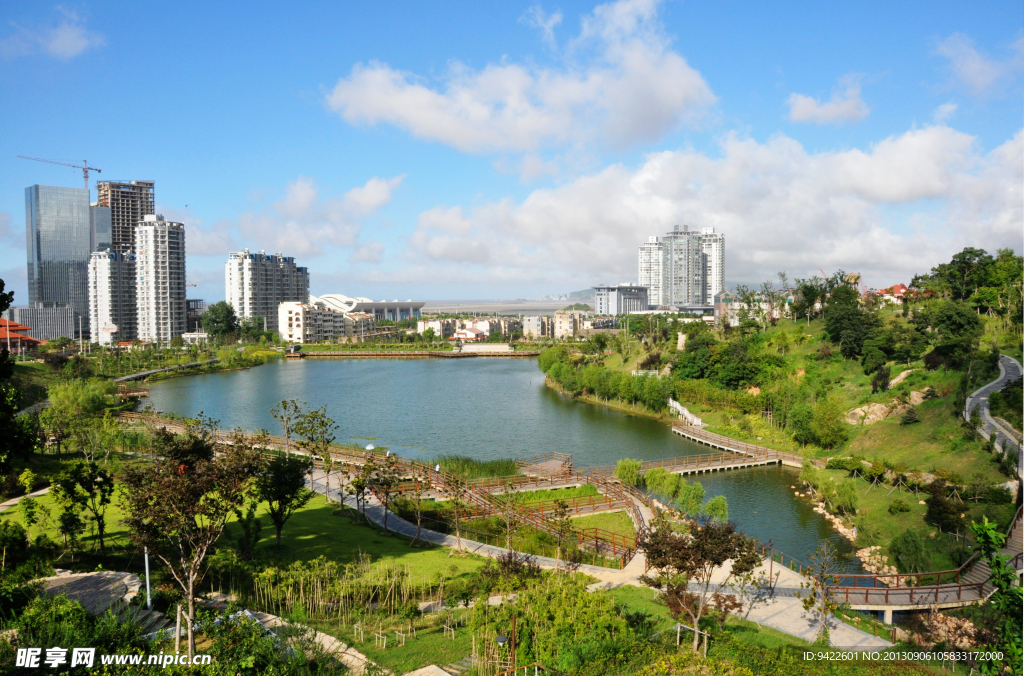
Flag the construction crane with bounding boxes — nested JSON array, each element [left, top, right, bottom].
[[17, 156, 102, 190]]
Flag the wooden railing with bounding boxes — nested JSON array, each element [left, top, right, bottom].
[[673, 424, 813, 466], [515, 451, 573, 476], [760, 506, 1023, 607]]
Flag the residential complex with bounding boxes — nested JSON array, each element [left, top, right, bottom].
[[278, 301, 377, 344], [135, 215, 187, 342], [638, 225, 724, 309], [225, 249, 309, 333], [23, 185, 112, 336], [417, 318, 457, 339], [88, 250, 137, 345], [593, 284, 649, 315], [96, 180, 155, 255], [522, 316, 552, 339], [553, 311, 586, 339]]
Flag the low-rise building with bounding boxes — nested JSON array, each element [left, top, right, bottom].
[[180, 331, 209, 345], [454, 327, 485, 341], [553, 311, 586, 339], [593, 284, 649, 315], [582, 316, 617, 331], [343, 311, 376, 339], [2, 304, 81, 342], [0, 318, 42, 352], [875, 284, 908, 306], [714, 292, 789, 327], [417, 318, 457, 338], [279, 301, 345, 344], [522, 316, 553, 338]]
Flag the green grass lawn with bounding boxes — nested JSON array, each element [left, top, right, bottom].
[[222, 495, 486, 583], [571, 511, 636, 539], [844, 395, 1007, 482], [311, 609, 474, 674], [517, 484, 600, 504]]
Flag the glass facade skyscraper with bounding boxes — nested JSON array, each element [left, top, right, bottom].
[[25, 185, 112, 337]]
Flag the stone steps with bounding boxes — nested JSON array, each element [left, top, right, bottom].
[[444, 656, 474, 674]]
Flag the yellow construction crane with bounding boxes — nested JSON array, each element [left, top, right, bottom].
[[17, 155, 102, 190]]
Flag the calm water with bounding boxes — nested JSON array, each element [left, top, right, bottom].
[[144, 357, 858, 566]]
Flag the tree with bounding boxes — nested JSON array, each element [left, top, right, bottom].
[[121, 432, 261, 660], [255, 455, 315, 546], [793, 277, 826, 325], [201, 301, 238, 338], [407, 477, 428, 546], [550, 499, 578, 570], [638, 516, 760, 652], [372, 452, 401, 533], [970, 517, 1022, 673], [270, 399, 305, 459], [810, 397, 848, 449], [888, 528, 928, 573], [443, 484, 470, 555], [52, 462, 114, 555], [613, 458, 643, 487], [494, 481, 526, 550], [797, 541, 843, 644]]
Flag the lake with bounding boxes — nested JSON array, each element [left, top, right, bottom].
[[144, 357, 858, 566]]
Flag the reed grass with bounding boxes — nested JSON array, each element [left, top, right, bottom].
[[435, 454, 520, 480]]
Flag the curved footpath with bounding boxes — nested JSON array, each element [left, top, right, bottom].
[[965, 354, 1023, 477], [307, 469, 892, 650]]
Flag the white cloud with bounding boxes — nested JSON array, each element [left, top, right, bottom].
[[0, 211, 20, 243], [325, 0, 715, 153], [0, 6, 105, 60], [236, 175, 404, 258], [404, 125, 1022, 290], [787, 76, 870, 124], [935, 33, 1024, 96], [348, 242, 386, 264], [157, 206, 237, 257], [933, 102, 957, 122], [521, 5, 563, 50]]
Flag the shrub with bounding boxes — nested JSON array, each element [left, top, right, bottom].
[[889, 528, 929, 573], [900, 408, 920, 425], [888, 498, 911, 515], [834, 481, 859, 515]]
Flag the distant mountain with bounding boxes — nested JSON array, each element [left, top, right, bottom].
[[567, 288, 595, 301]]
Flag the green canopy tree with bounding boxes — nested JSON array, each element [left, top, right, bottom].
[[201, 301, 239, 338], [52, 462, 115, 555], [255, 455, 315, 546]]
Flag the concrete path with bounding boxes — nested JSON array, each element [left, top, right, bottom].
[[0, 487, 50, 513], [308, 470, 890, 649], [965, 354, 1022, 477]]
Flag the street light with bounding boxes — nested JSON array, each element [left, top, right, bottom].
[[495, 635, 508, 649]]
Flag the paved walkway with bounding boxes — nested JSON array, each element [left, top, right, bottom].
[[965, 354, 1022, 477], [309, 470, 889, 649], [0, 487, 50, 513]]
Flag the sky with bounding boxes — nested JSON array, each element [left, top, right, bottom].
[[1, 1, 1021, 304]]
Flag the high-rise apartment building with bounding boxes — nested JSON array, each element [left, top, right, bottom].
[[637, 237, 667, 307], [225, 249, 309, 333], [699, 228, 725, 305], [88, 250, 137, 345], [96, 181, 155, 255], [135, 215, 186, 343], [637, 225, 712, 309], [25, 185, 111, 337]]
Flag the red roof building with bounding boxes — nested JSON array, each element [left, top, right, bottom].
[[0, 318, 42, 350]]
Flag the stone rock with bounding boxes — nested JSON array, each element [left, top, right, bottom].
[[846, 403, 891, 425]]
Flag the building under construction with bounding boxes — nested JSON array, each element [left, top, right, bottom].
[[96, 180, 155, 255]]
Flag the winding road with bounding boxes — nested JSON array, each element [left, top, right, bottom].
[[964, 353, 1022, 478]]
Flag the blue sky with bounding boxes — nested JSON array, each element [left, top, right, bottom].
[[1, 1, 1021, 304]]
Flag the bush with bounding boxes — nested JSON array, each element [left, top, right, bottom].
[[888, 498, 911, 515], [889, 528, 929, 573]]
